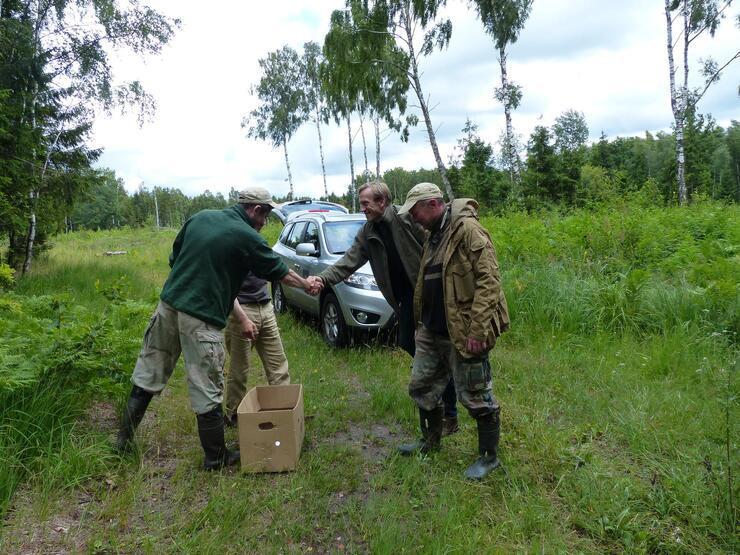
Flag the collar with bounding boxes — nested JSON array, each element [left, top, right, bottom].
[[233, 204, 256, 229]]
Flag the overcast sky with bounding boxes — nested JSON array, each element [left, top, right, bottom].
[[92, 0, 739, 199]]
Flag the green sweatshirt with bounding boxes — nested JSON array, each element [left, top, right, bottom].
[[160, 205, 288, 328]]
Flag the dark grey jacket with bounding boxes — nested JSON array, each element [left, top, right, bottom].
[[318, 205, 426, 312]]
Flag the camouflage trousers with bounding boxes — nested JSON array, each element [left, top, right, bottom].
[[131, 300, 226, 414], [409, 325, 499, 418]]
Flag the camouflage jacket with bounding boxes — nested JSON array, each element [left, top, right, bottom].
[[413, 199, 509, 357]]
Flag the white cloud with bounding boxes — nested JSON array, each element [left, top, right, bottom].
[[93, 0, 740, 199]]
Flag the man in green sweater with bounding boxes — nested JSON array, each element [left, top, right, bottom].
[[116, 186, 314, 470]]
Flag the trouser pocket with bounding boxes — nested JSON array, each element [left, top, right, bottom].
[[465, 357, 491, 392]]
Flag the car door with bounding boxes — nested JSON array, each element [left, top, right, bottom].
[[290, 220, 321, 314], [281, 221, 307, 306]]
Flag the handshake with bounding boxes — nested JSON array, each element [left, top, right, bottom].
[[304, 275, 325, 296]]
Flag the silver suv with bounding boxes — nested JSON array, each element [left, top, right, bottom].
[[271, 212, 395, 347]]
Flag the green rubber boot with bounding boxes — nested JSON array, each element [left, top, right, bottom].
[[464, 408, 501, 480]]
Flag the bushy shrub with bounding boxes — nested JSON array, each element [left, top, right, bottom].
[[0, 263, 14, 289], [487, 200, 739, 340]]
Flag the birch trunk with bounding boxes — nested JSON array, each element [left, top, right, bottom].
[[359, 115, 369, 180], [347, 116, 356, 212], [22, 6, 40, 275], [374, 115, 381, 180], [499, 46, 519, 189], [283, 138, 294, 200], [665, 0, 687, 205], [402, 4, 453, 200], [22, 211, 36, 276], [314, 105, 328, 197], [154, 192, 160, 228]]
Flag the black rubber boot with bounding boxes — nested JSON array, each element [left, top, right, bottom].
[[115, 385, 153, 452], [398, 406, 443, 456], [197, 406, 241, 471], [464, 408, 501, 480]]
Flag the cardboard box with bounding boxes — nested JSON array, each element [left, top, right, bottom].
[[237, 384, 305, 472]]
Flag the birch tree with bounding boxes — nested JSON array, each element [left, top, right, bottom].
[[470, 0, 533, 198], [302, 41, 330, 197], [347, 0, 455, 199], [0, 0, 178, 273], [664, 0, 738, 205], [323, 2, 411, 192], [244, 46, 309, 200]]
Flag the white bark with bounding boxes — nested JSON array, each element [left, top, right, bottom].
[[314, 105, 328, 198], [499, 46, 520, 189], [359, 114, 369, 180], [154, 192, 160, 228], [347, 116, 356, 212], [22, 212, 36, 275], [402, 3, 453, 200], [665, 0, 687, 205], [283, 138, 294, 200], [374, 115, 381, 180]]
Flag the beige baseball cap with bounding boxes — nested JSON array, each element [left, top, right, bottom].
[[237, 186, 278, 208], [398, 182, 444, 214]]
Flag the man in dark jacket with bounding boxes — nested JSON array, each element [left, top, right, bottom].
[[309, 181, 460, 432], [116, 186, 315, 470], [311, 181, 423, 354]]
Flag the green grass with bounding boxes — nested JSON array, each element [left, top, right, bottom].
[[0, 206, 737, 553]]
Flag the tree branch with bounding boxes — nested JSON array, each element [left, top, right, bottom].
[[692, 49, 740, 105], [687, 1, 733, 46]]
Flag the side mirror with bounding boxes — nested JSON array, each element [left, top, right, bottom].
[[296, 242, 318, 257]]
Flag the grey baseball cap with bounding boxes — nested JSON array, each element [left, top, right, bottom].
[[237, 186, 278, 208], [398, 182, 444, 214]]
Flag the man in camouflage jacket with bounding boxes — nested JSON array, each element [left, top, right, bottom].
[[397, 183, 509, 480]]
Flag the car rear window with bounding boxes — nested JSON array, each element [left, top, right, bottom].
[[323, 221, 365, 254]]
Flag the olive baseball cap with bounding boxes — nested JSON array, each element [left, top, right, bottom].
[[237, 186, 278, 208], [398, 182, 444, 214]]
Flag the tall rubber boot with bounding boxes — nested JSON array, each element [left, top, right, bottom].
[[398, 406, 443, 456], [197, 406, 241, 471], [464, 408, 501, 480], [115, 385, 153, 452]]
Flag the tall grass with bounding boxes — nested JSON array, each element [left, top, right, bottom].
[[0, 206, 737, 552]]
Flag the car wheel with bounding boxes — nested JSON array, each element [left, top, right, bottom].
[[321, 292, 348, 348], [272, 282, 287, 313]]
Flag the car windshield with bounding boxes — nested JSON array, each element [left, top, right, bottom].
[[282, 202, 345, 215], [323, 221, 365, 254]]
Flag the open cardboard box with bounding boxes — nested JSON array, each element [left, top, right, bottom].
[[236, 384, 304, 472]]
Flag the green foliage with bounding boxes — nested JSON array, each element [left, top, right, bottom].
[[0, 0, 179, 271], [0, 262, 14, 289]]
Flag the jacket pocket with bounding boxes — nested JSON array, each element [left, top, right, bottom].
[[451, 267, 474, 304]]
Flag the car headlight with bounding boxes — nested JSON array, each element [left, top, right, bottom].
[[343, 273, 379, 291]]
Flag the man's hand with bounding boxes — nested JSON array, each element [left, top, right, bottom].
[[466, 337, 488, 355], [233, 299, 258, 340], [282, 269, 320, 296], [306, 276, 324, 296], [240, 318, 258, 341]]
